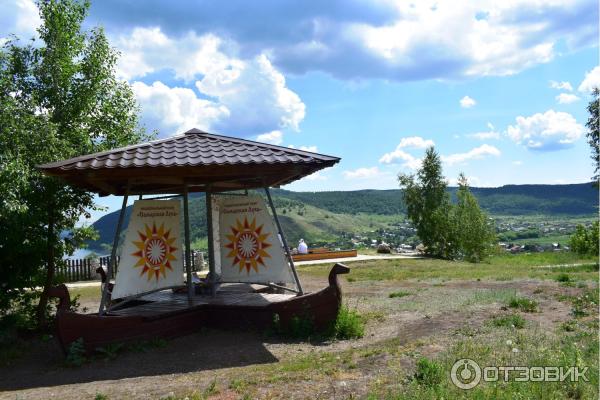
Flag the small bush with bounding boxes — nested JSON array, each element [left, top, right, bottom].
[[490, 314, 525, 329], [288, 315, 315, 339], [561, 320, 577, 332], [508, 296, 538, 313], [65, 338, 87, 367], [555, 273, 572, 284], [389, 291, 411, 298], [332, 306, 365, 339], [414, 357, 443, 387], [94, 394, 108, 400]]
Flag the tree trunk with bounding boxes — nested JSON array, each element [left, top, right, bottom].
[[37, 204, 56, 329]]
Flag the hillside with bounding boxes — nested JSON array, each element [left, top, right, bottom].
[[87, 183, 598, 253]]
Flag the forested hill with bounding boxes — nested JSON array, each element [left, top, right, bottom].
[[273, 182, 598, 215], [87, 183, 597, 252]]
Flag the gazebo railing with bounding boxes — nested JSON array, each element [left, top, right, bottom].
[[57, 252, 205, 283]]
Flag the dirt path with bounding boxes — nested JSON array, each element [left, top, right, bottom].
[[0, 276, 587, 400]]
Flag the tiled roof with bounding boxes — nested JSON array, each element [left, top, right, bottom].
[[40, 128, 338, 170], [38, 128, 340, 195]]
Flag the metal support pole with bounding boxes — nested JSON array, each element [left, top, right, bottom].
[[205, 189, 217, 297], [264, 187, 304, 295], [99, 188, 129, 314], [183, 185, 194, 303]]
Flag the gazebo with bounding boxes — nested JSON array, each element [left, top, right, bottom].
[[40, 128, 348, 352]]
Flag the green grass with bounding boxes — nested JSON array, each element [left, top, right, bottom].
[[389, 290, 412, 298], [507, 296, 538, 312], [298, 252, 598, 283], [331, 306, 365, 339], [489, 314, 526, 329]]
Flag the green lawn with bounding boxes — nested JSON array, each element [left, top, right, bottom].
[[298, 252, 598, 283]]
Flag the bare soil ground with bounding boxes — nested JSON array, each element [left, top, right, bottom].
[[0, 269, 595, 400]]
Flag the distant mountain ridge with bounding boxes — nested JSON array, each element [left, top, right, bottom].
[[87, 183, 598, 252]]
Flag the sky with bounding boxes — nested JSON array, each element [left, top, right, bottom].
[[1, 0, 599, 222]]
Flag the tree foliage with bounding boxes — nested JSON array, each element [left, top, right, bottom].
[[452, 174, 496, 262], [586, 88, 599, 185], [399, 147, 454, 258], [399, 148, 496, 261], [0, 0, 149, 327], [569, 221, 599, 256]]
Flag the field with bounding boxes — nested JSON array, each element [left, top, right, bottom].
[[0, 252, 598, 399]]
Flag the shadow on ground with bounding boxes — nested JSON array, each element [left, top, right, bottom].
[[0, 329, 278, 391]]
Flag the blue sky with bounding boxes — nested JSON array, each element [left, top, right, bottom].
[[1, 0, 598, 221]]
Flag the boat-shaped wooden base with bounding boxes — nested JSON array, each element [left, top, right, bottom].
[[291, 248, 357, 262], [49, 264, 349, 353]]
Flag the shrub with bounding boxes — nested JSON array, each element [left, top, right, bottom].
[[332, 306, 365, 339], [508, 296, 538, 313], [414, 357, 444, 387], [555, 273, 572, 283], [389, 290, 411, 298], [490, 314, 525, 329], [65, 338, 87, 367]]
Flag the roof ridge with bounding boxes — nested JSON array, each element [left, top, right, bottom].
[[202, 132, 339, 160]]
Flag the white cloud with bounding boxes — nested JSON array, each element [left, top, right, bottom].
[[379, 149, 422, 170], [288, 145, 319, 152], [512, 160, 523, 166], [379, 136, 433, 169], [555, 93, 580, 104], [116, 28, 305, 137], [304, 171, 327, 181], [343, 167, 383, 179], [0, 0, 40, 41], [468, 131, 501, 140], [441, 144, 501, 165], [578, 66, 600, 93], [550, 80, 573, 91], [507, 110, 584, 151], [396, 136, 435, 149], [131, 81, 229, 136], [256, 130, 283, 145], [460, 96, 477, 108]]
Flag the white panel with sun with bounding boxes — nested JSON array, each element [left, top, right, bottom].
[[216, 195, 294, 285], [112, 200, 185, 299]]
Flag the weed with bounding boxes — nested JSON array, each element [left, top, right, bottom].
[[389, 291, 411, 298], [555, 273, 572, 283], [508, 296, 538, 312], [95, 342, 124, 360], [332, 306, 365, 339], [94, 394, 108, 400], [414, 357, 443, 387], [203, 379, 219, 397], [561, 320, 578, 332], [65, 338, 87, 367], [490, 314, 525, 329]]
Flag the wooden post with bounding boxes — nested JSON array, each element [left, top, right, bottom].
[[264, 187, 304, 295], [205, 189, 217, 297], [183, 184, 194, 303], [99, 188, 129, 315]]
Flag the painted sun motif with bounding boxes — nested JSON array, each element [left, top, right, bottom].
[[132, 222, 178, 281], [224, 217, 272, 274]]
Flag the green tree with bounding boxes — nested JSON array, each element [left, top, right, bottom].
[[0, 0, 149, 327], [569, 221, 599, 256], [399, 147, 455, 258], [586, 88, 599, 185], [452, 173, 496, 262]]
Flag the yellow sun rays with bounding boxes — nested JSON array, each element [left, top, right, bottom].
[[224, 217, 272, 274], [131, 222, 178, 281]]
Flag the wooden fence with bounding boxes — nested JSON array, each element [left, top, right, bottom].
[[57, 252, 205, 283]]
